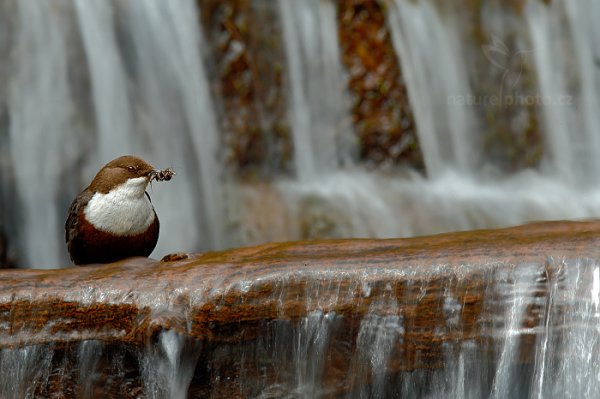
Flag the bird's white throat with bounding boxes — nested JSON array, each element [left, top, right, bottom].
[[84, 177, 155, 235]]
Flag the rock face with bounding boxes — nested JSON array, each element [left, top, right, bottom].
[[1, 221, 600, 397]]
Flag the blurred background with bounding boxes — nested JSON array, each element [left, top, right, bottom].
[[1, 0, 599, 268]]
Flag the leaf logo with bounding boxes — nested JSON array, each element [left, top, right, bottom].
[[482, 34, 534, 96]]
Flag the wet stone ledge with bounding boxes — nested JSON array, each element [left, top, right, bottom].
[[1, 221, 599, 397]]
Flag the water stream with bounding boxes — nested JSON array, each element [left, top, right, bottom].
[[1, 0, 600, 395], [0, 257, 599, 397], [1, 0, 600, 268]]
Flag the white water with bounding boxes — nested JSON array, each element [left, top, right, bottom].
[[0, 0, 599, 275], [4, 2, 600, 396], [2, 259, 600, 397], [120, 0, 225, 250], [524, 0, 600, 184], [74, 0, 134, 159], [141, 331, 202, 399], [279, 0, 350, 179], [7, 0, 79, 268], [387, 0, 477, 175], [2, 0, 222, 268], [261, 0, 600, 245]]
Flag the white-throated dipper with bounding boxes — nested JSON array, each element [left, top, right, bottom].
[[65, 155, 170, 266]]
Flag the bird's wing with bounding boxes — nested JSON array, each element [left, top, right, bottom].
[[65, 190, 93, 245]]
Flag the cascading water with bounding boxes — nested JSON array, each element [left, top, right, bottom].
[[2, 254, 600, 397], [140, 331, 202, 399], [2, 0, 600, 396], [2, 0, 223, 268], [524, 0, 600, 184], [1, 0, 600, 268], [6, 0, 80, 268], [74, 0, 135, 159], [278, 0, 350, 179], [118, 0, 225, 250], [387, 0, 477, 175], [273, 0, 600, 245]]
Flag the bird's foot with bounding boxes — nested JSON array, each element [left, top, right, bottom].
[[160, 252, 195, 262]]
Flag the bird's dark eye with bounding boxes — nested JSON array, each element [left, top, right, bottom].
[[127, 165, 137, 172]]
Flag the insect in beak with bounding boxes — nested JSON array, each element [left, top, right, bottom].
[[148, 168, 176, 188]]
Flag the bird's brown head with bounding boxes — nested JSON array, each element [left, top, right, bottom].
[[88, 155, 155, 194]]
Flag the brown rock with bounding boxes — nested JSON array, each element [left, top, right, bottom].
[[0, 220, 598, 397]]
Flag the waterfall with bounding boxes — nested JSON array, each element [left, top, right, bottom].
[[7, 0, 80, 267], [279, 0, 350, 179], [3, 256, 600, 397], [74, 0, 134, 159], [118, 0, 225, 250], [525, 0, 600, 184], [1, 0, 600, 271], [2, 0, 223, 268], [140, 331, 202, 399], [3, 0, 600, 396], [271, 0, 600, 246], [387, 0, 477, 175]]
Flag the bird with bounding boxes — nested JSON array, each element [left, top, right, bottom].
[[65, 155, 162, 266]]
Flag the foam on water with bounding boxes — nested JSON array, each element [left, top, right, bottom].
[[140, 330, 202, 399], [276, 169, 600, 240]]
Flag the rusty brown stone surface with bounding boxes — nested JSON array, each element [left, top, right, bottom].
[[1, 220, 599, 397], [198, 0, 292, 175], [338, 0, 423, 169], [1, 220, 599, 351]]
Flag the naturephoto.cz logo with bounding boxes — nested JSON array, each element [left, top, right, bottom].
[[448, 35, 572, 108]]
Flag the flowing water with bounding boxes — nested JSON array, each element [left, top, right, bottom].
[[387, 0, 477, 175], [278, 0, 348, 179], [0, 0, 600, 268], [1, 0, 223, 267], [1, 0, 600, 396], [1, 257, 600, 397]]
